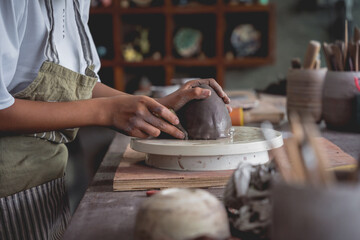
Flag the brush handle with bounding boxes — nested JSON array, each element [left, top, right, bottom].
[[303, 41, 321, 69]]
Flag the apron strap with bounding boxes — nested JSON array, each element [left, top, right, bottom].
[[73, 0, 94, 67], [44, 0, 60, 64], [44, 0, 93, 67]]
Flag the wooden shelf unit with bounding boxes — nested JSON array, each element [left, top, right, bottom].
[[89, 0, 275, 92]]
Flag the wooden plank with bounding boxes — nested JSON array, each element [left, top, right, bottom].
[[114, 145, 233, 191], [113, 137, 356, 191]]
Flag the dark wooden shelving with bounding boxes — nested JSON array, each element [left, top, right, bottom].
[[89, 0, 275, 91], [90, 7, 114, 14], [120, 59, 166, 66], [172, 58, 218, 66], [169, 6, 218, 14], [224, 57, 274, 67], [223, 4, 272, 12], [100, 59, 115, 67], [119, 6, 166, 14]]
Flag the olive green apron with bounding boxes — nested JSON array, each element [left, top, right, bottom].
[[0, 0, 97, 239], [0, 61, 97, 197]]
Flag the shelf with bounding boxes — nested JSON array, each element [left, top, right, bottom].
[[101, 57, 274, 68], [171, 58, 218, 66], [170, 5, 218, 14], [224, 57, 274, 67], [100, 59, 115, 67], [90, 1, 275, 91], [119, 6, 166, 14], [223, 4, 273, 12], [120, 59, 166, 66], [90, 7, 114, 14], [116, 4, 273, 14]]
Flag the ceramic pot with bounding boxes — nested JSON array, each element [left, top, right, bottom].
[[322, 71, 360, 131], [286, 68, 327, 122], [134, 188, 230, 240], [272, 183, 360, 240]]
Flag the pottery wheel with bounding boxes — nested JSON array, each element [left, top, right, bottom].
[[130, 126, 283, 171]]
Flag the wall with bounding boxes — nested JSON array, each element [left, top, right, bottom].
[[225, 0, 360, 91]]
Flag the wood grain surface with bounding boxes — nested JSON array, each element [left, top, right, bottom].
[[113, 137, 356, 191]]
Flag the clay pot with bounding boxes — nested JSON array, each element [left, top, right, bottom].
[[322, 71, 360, 131], [177, 84, 232, 140], [272, 183, 360, 240], [286, 68, 327, 122]]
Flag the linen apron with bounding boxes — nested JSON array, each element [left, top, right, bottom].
[[0, 1, 98, 239]]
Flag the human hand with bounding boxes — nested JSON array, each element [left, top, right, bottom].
[[156, 78, 232, 113], [105, 95, 185, 139]]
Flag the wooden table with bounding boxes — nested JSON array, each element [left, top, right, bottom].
[[62, 126, 360, 240]]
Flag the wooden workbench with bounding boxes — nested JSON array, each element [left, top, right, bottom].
[[62, 126, 360, 240]]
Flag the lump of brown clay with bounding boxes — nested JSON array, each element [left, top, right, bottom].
[[176, 84, 232, 140]]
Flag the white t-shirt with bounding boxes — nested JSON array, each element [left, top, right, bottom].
[[0, 0, 101, 110]]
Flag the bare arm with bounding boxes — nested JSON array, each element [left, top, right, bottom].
[[92, 82, 128, 98], [0, 79, 229, 139], [0, 82, 125, 133], [0, 95, 184, 139], [0, 98, 105, 134]]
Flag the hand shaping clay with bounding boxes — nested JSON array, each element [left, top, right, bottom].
[[176, 84, 232, 140]]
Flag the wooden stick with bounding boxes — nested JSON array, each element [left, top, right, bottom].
[[354, 27, 360, 42], [356, 42, 359, 71], [358, 40, 360, 71], [261, 122, 295, 184], [322, 42, 333, 70], [314, 58, 321, 69], [287, 112, 307, 183], [331, 44, 344, 71], [348, 42, 357, 71], [303, 40, 321, 69], [285, 137, 307, 184], [303, 122, 335, 186], [344, 20, 348, 68]]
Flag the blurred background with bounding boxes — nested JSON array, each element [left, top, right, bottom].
[[88, 0, 360, 93], [65, 0, 360, 213]]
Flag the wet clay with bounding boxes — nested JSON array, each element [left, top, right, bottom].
[[176, 84, 232, 140]]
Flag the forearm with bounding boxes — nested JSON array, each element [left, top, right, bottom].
[[0, 98, 109, 134], [92, 82, 128, 98]]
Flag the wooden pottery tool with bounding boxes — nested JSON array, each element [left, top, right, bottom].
[[354, 26, 360, 42], [131, 126, 283, 171], [331, 43, 344, 71], [303, 40, 321, 69]]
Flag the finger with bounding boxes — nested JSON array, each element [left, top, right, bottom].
[[185, 78, 230, 104], [127, 117, 162, 138], [226, 105, 233, 113], [145, 97, 180, 125], [165, 87, 211, 111], [145, 113, 185, 139], [203, 78, 230, 104], [127, 128, 149, 139], [139, 121, 162, 137]]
